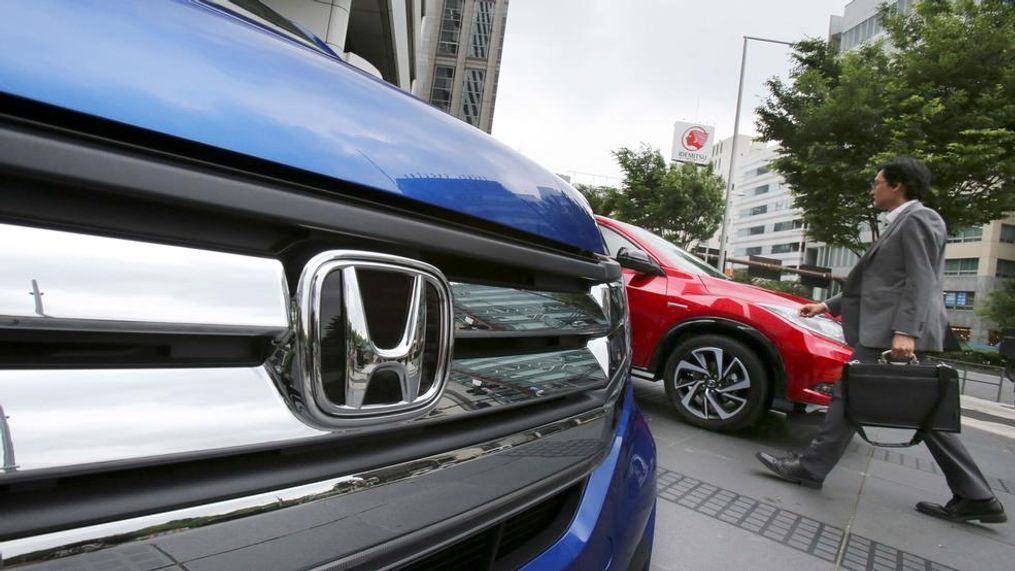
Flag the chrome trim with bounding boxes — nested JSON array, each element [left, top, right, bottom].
[[667, 301, 689, 310], [0, 407, 608, 565], [453, 283, 608, 335], [0, 223, 289, 332], [630, 367, 656, 381], [0, 367, 322, 473], [0, 316, 285, 336], [436, 349, 608, 411], [0, 342, 624, 475], [289, 251, 454, 428], [0, 225, 629, 475]]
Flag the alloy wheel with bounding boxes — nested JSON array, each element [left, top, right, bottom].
[[671, 346, 751, 421]]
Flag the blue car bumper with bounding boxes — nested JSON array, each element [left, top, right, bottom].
[[523, 380, 657, 570]]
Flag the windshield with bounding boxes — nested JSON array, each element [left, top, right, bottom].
[[614, 220, 728, 280]]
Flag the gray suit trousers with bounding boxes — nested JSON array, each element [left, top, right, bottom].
[[798, 346, 994, 500]]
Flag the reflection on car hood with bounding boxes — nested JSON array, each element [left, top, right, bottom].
[[0, 0, 604, 254], [699, 275, 812, 307]]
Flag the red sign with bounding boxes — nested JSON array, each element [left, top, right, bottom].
[[682, 126, 709, 151]]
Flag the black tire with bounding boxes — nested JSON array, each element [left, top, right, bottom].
[[662, 334, 769, 432]]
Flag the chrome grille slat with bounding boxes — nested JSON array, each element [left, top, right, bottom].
[[0, 223, 289, 332]]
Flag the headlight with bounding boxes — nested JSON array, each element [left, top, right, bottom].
[[759, 303, 846, 344]]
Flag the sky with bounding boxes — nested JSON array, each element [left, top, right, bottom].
[[491, 0, 847, 186]]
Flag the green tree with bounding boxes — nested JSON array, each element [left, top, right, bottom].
[[574, 183, 623, 217], [757, 0, 1015, 254], [612, 144, 724, 249], [976, 278, 1015, 329]]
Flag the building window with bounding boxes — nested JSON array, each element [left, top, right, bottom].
[[736, 225, 765, 237], [943, 291, 975, 309], [773, 219, 804, 232], [461, 68, 486, 126], [944, 258, 979, 276], [755, 166, 770, 176], [741, 204, 767, 217], [753, 184, 770, 196], [950, 326, 971, 344], [429, 65, 455, 112], [468, 0, 495, 59], [437, 0, 464, 56], [746, 246, 762, 256], [998, 259, 1015, 278], [1001, 224, 1015, 244], [771, 242, 801, 254], [947, 226, 982, 243]]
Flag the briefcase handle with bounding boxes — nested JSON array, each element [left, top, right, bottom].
[[853, 362, 954, 448], [877, 350, 919, 365]]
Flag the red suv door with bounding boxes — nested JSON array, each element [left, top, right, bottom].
[[598, 223, 668, 369]]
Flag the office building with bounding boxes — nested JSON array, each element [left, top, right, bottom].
[[707, 136, 809, 269], [829, 0, 915, 52]]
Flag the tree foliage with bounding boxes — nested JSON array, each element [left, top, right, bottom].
[[757, 0, 1015, 254], [610, 144, 725, 249], [976, 278, 1015, 329], [574, 183, 623, 218]]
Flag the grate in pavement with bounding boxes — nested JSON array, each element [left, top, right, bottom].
[[840, 535, 957, 571], [656, 468, 957, 570]]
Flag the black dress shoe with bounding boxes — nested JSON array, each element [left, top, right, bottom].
[[916, 496, 1007, 524], [755, 452, 823, 489]]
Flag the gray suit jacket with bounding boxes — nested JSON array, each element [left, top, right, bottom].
[[824, 202, 948, 351]]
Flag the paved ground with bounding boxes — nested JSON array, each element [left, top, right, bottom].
[[636, 379, 1015, 571]]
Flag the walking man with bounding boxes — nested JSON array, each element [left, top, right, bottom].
[[756, 156, 1006, 524]]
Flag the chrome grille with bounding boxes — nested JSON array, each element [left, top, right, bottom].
[[0, 223, 627, 476]]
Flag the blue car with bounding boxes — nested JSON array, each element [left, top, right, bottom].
[[0, 1, 655, 569]]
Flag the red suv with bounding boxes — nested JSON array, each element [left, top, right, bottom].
[[598, 216, 852, 431]]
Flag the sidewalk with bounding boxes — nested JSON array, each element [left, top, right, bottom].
[[638, 379, 1015, 571], [960, 394, 1015, 439]]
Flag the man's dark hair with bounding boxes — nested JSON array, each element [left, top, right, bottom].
[[879, 155, 932, 201]]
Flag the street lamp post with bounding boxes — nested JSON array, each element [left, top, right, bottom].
[[717, 35, 794, 272]]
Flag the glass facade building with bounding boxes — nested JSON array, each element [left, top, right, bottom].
[[423, 0, 509, 133]]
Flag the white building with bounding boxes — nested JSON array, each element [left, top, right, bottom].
[[707, 137, 808, 269], [831, 0, 915, 52]]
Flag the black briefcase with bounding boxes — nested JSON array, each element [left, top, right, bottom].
[[841, 352, 961, 447]]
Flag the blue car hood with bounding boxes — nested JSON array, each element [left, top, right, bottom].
[[0, 0, 604, 254]]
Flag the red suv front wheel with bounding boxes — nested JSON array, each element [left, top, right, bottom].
[[662, 334, 771, 432]]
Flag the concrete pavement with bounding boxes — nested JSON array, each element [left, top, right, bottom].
[[637, 379, 1015, 571]]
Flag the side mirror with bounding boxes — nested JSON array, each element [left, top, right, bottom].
[[616, 247, 664, 276]]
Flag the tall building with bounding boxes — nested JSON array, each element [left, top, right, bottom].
[[263, 0, 508, 133], [417, 0, 509, 132]]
